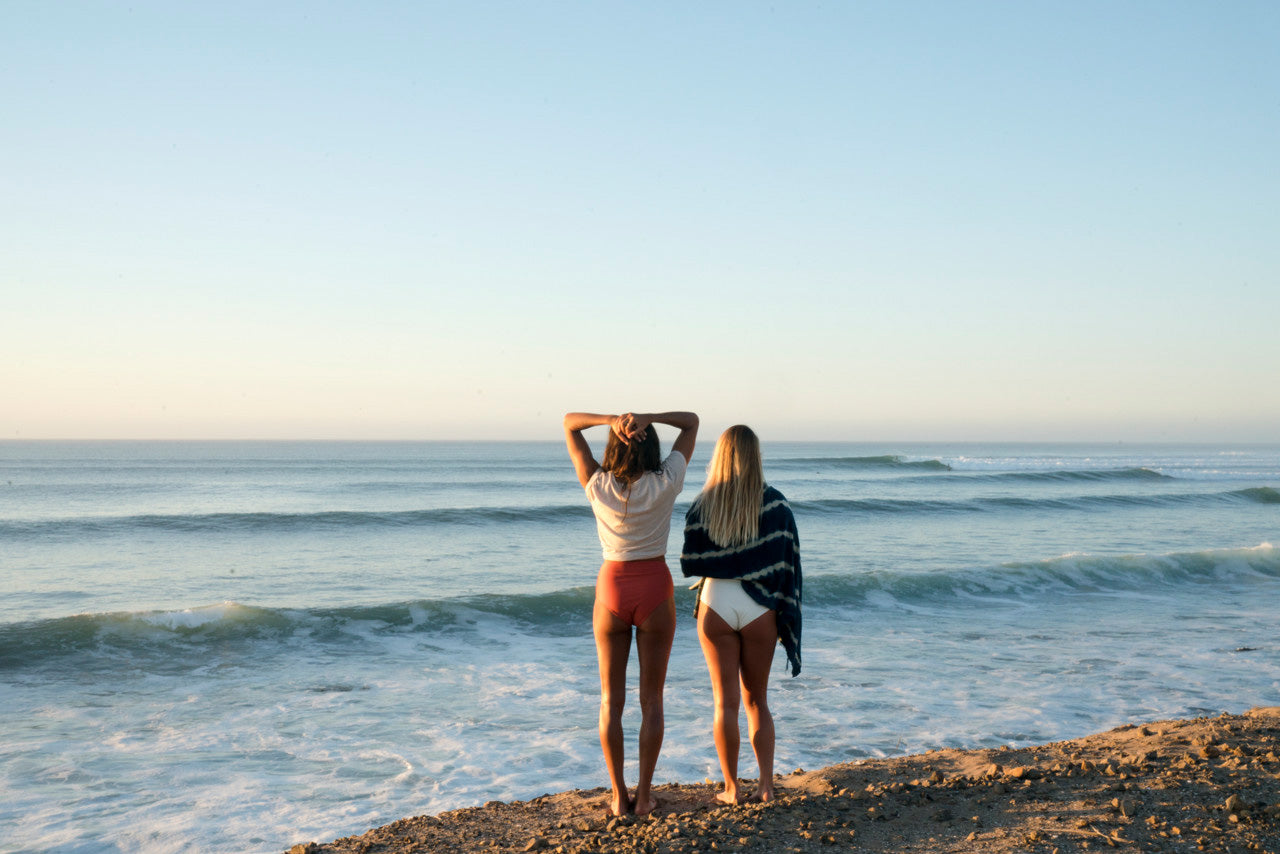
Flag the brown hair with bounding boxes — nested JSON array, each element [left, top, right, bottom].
[[600, 426, 662, 484]]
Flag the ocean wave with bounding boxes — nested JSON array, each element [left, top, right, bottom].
[[0, 591, 601, 674], [0, 504, 594, 540], [5, 545, 1276, 673], [794, 486, 1280, 516], [807, 543, 1280, 609], [770, 457, 1180, 482], [4, 485, 1273, 540], [956, 466, 1173, 483], [776, 455, 953, 471]]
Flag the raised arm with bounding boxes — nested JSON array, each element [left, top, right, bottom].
[[622, 411, 699, 464], [564, 412, 614, 487]]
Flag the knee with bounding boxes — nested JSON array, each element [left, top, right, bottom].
[[638, 692, 664, 719], [742, 691, 770, 719], [600, 693, 625, 720], [713, 690, 741, 717]]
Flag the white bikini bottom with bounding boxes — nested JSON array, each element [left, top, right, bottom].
[[699, 577, 770, 631]]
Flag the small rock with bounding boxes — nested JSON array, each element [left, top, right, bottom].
[[524, 838, 548, 852], [1226, 795, 1245, 813], [928, 770, 944, 784], [1110, 798, 1138, 817], [289, 845, 317, 854]]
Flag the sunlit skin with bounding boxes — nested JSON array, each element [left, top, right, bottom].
[[565, 411, 698, 816], [698, 606, 779, 804]]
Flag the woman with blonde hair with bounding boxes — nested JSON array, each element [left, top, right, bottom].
[[681, 425, 801, 804], [564, 410, 699, 817]]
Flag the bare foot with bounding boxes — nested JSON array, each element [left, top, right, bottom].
[[633, 795, 658, 816], [606, 794, 631, 817], [754, 786, 775, 803], [714, 788, 742, 805]]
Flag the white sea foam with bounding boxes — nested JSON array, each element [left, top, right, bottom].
[[138, 602, 246, 630]]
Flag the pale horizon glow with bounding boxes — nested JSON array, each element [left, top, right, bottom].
[[4, 2, 1278, 442]]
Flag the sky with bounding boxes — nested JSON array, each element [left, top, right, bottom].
[[3, 1, 1278, 442]]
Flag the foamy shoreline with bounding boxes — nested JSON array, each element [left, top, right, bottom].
[[287, 706, 1280, 854]]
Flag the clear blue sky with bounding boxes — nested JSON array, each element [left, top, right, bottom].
[[4, 2, 1277, 441]]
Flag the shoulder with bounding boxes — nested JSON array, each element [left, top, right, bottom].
[[662, 450, 688, 477], [585, 467, 616, 496], [684, 493, 704, 522], [762, 485, 796, 524], [651, 451, 687, 488]]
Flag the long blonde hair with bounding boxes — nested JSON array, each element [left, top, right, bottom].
[[696, 425, 764, 547]]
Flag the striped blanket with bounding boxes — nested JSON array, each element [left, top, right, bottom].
[[680, 485, 803, 676]]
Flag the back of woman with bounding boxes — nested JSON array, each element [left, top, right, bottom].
[[564, 410, 698, 817], [681, 425, 802, 804]]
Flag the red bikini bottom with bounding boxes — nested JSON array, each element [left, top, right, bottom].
[[596, 558, 674, 627]]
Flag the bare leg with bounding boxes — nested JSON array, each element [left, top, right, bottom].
[[738, 610, 778, 801], [697, 606, 744, 805], [593, 598, 632, 816], [632, 595, 675, 816]]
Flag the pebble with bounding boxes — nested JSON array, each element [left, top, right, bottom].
[[1110, 797, 1138, 817]]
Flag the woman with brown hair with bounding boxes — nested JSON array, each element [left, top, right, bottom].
[[681, 425, 802, 805], [564, 410, 699, 816]]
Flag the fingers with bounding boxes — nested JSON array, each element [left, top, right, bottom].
[[612, 413, 647, 444], [611, 414, 634, 444]]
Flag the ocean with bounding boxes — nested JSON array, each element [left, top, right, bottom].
[[2, 439, 1277, 853]]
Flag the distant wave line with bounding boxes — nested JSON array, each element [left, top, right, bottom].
[[776, 454, 953, 471], [794, 486, 1279, 516], [3, 487, 1276, 540], [0, 504, 595, 539], [944, 466, 1172, 483]]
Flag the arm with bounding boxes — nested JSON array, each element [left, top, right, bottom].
[[623, 411, 699, 464], [563, 412, 614, 487]]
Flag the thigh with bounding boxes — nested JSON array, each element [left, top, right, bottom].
[[698, 606, 742, 702], [738, 610, 778, 701], [635, 595, 675, 696], [594, 598, 632, 696]]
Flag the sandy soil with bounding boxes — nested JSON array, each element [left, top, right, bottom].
[[286, 706, 1280, 854]]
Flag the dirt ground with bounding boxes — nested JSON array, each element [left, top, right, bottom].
[[287, 706, 1280, 854]]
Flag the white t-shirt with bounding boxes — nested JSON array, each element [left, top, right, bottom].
[[585, 451, 689, 561]]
